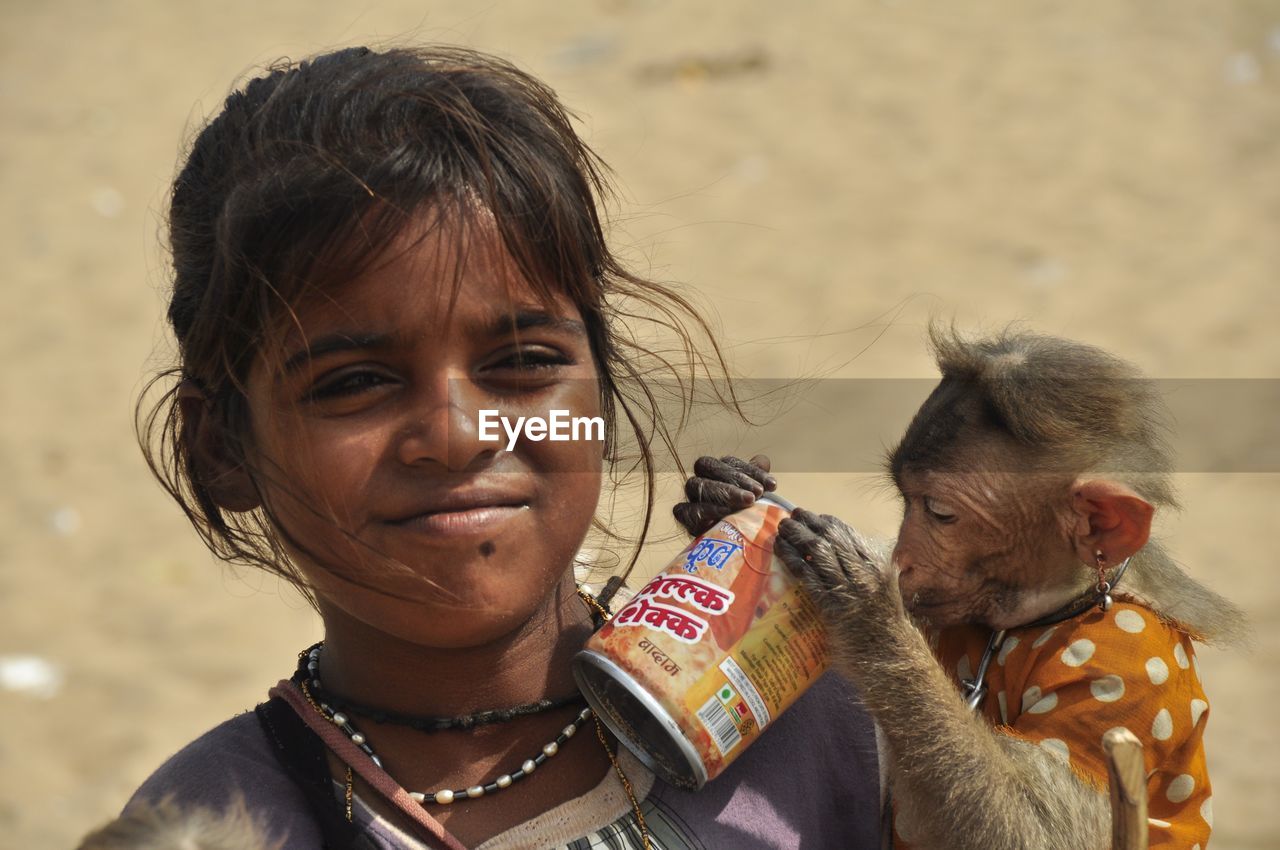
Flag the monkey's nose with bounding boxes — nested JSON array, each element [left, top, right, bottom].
[[893, 557, 917, 593], [891, 550, 913, 576]]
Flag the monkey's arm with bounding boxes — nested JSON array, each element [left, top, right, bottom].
[[777, 510, 1110, 850]]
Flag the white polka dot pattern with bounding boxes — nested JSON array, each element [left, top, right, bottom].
[[997, 635, 1020, 666], [1090, 675, 1125, 702], [1152, 708, 1173, 741], [1032, 625, 1058, 648], [1039, 738, 1070, 762], [1022, 686, 1057, 715], [1145, 656, 1169, 685], [934, 603, 1213, 847], [1166, 774, 1195, 803], [1061, 639, 1096, 667], [1114, 609, 1146, 633]]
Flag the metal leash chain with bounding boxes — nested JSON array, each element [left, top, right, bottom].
[[960, 557, 1131, 712], [959, 629, 1008, 712]]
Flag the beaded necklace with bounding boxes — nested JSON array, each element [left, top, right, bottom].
[[294, 588, 651, 848], [298, 643, 585, 733], [299, 649, 593, 803]]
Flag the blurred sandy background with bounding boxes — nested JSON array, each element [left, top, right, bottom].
[[2, 1, 1278, 848]]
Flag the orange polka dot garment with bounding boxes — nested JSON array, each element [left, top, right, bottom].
[[933, 601, 1213, 849]]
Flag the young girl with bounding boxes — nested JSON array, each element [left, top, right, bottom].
[[119, 46, 882, 849]]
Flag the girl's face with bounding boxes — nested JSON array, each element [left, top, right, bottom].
[[242, 214, 604, 648]]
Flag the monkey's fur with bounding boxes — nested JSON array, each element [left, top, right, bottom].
[[892, 325, 1246, 646], [781, 519, 1116, 849], [687, 328, 1245, 850], [76, 795, 281, 850], [774, 328, 1247, 850]]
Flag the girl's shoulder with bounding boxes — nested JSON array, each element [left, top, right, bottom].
[[125, 708, 324, 848]]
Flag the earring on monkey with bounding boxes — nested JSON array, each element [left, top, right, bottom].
[[1094, 550, 1113, 612]]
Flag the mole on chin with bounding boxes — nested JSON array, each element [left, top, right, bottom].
[[479, 541, 496, 557]]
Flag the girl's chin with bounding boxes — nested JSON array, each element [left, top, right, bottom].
[[384, 601, 573, 650], [306, 553, 576, 639]]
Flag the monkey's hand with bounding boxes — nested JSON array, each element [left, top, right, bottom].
[[777, 510, 1110, 850], [775, 508, 907, 658], [672, 454, 777, 537]]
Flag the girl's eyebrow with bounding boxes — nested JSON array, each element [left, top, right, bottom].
[[491, 310, 587, 337], [282, 333, 392, 373], [279, 311, 584, 374]]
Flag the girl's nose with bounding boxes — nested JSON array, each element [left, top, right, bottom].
[[395, 378, 497, 472]]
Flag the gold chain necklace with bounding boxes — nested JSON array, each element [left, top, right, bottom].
[[580, 585, 652, 848], [594, 716, 653, 849]]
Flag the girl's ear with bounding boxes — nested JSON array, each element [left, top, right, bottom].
[[177, 382, 261, 513], [1068, 478, 1154, 566]]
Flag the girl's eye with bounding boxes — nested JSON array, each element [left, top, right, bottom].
[[306, 369, 393, 401], [503, 349, 572, 369], [485, 348, 574, 381], [923, 497, 958, 524]]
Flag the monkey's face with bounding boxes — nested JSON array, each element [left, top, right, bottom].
[[891, 467, 1083, 629]]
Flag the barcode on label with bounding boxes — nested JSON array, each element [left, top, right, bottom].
[[697, 694, 742, 757]]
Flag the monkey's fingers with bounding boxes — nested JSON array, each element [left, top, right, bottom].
[[672, 502, 737, 536], [692, 455, 776, 495], [778, 516, 850, 585], [786, 510, 882, 593], [776, 536, 860, 628], [675, 456, 779, 538], [683, 475, 756, 511], [815, 513, 879, 577], [775, 537, 826, 589], [787, 508, 842, 542], [720, 454, 775, 491], [746, 454, 774, 479], [775, 536, 814, 583]]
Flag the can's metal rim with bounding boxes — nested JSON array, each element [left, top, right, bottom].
[[573, 649, 710, 790], [757, 492, 795, 511]]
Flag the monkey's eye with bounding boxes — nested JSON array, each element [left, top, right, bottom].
[[923, 497, 958, 524]]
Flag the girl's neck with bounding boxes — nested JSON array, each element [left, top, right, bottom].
[[314, 578, 593, 716]]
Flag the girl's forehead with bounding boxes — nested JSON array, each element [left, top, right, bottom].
[[277, 211, 580, 341]]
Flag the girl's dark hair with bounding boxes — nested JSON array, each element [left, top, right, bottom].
[[139, 45, 735, 594]]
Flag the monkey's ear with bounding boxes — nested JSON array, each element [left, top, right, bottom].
[[1068, 479, 1154, 566], [177, 381, 261, 513]]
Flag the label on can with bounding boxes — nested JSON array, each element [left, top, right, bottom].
[[581, 496, 828, 784]]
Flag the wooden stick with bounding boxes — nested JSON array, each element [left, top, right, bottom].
[[1103, 727, 1148, 850]]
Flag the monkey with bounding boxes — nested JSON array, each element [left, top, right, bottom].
[[75, 794, 282, 850], [675, 326, 1246, 850]]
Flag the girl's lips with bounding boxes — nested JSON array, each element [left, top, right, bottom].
[[390, 504, 529, 537]]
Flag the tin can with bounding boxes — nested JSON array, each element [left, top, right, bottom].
[[572, 493, 829, 789]]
